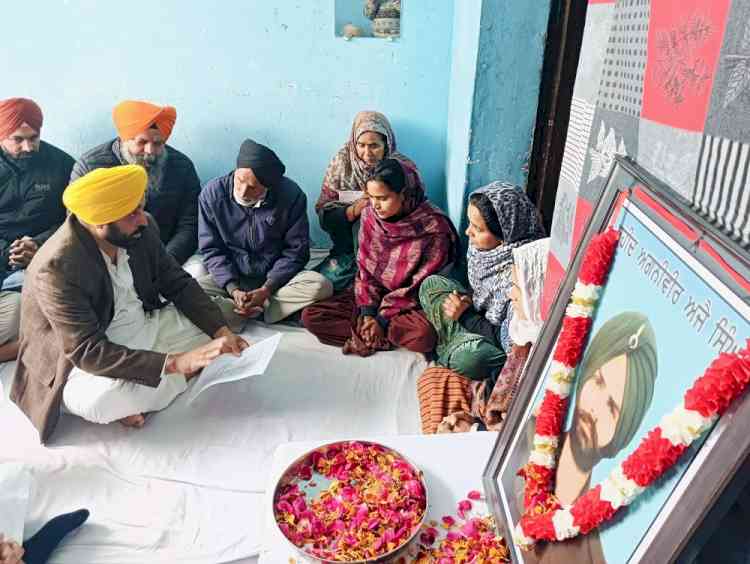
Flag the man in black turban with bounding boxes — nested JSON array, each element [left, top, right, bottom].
[[197, 139, 332, 325]]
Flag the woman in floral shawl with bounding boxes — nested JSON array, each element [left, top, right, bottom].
[[315, 111, 419, 291], [419, 182, 545, 382], [303, 158, 458, 357]]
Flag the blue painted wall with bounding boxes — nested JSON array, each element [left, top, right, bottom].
[[445, 1, 483, 228], [447, 0, 551, 233], [0, 1, 453, 246]]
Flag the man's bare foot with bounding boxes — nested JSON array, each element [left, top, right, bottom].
[[118, 414, 145, 428]]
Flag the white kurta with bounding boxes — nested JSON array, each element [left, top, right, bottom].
[[62, 248, 211, 424]]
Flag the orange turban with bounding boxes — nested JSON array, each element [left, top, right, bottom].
[[112, 100, 176, 141], [0, 98, 43, 139], [63, 165, 147, 225]]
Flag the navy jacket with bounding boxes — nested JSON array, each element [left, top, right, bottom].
[[0, 141, 74, 277], [70, 139, 200, 264], [198, 172, 310, 292]]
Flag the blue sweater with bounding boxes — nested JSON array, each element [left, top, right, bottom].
[[198, 172, 310, 292]]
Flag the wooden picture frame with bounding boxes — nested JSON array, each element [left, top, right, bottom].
[[482, 156, 750, 563]]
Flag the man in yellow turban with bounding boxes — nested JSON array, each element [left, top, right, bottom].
[[0, 97, 74, 363], [11, 165, 248, 443], [70, 100, 202, 269]]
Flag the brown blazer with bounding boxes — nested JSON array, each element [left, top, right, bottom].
[[10, 215, 226, 443]]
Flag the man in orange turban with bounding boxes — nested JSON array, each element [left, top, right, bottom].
[[71, 99, 201, 267], [11, 165, 249, 442], [0, 97, 74, 363]]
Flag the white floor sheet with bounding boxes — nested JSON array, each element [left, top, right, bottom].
[[0, 323, 426, 563]]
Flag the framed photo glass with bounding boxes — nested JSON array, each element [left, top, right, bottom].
[[483, 157, 750, 563], [334, 0, 401, 39]]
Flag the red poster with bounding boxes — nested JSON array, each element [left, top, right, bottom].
[[572, 196, 594, 256], [641, 0, 730, 131], [542, 196, 594, 319], [541, 253, 564, 321]]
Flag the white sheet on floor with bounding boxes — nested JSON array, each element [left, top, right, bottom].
[[0, 462, 31, 544], [0, 323, 425, 563]]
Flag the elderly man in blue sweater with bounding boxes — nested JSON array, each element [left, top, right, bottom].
[[198, 139, 332, 324]]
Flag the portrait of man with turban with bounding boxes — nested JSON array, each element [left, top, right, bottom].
[[0, 97, 75, 363], [516, 311, 658, 564], [70, 100, 201, 267]]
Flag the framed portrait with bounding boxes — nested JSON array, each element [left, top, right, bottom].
[[334, 0, 401, 39], [483, 156, 750, 563]]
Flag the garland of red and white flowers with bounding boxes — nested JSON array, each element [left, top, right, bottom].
[[515, 228, 750, 549]]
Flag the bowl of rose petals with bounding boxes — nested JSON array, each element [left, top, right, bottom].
[[273, 440, 428, 563]]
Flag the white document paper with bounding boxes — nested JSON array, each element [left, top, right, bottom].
[[0, 462, 31, 544], [187, 332, 282, 405], [338, 190, 365, 204]]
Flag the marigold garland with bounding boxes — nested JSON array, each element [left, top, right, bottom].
[[515, 228, 750, 549]]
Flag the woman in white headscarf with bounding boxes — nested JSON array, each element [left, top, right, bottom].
[[438, 237, 550, 432]]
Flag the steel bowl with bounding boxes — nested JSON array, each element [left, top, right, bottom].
[[272, 440, 429, 563]]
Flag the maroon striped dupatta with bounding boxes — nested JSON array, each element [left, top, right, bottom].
[[355, 159, 458, 322]]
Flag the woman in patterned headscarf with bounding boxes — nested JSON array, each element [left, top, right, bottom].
[[315, 111, 419, 291], [419, 182, 545, 383]]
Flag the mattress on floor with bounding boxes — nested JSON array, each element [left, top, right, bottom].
[[0, 323, 426, 563]]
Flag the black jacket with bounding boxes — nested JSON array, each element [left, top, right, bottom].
[[0, 141, 74, 276], [70, 139, 200, 264]]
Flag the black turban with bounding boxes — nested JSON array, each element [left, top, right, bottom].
[[236, 139, 286, 187]]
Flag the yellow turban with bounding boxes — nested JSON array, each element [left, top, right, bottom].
[[63, 165, 147, 225]]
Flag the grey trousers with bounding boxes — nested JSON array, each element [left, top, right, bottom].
[[198, 270, 333, 325]]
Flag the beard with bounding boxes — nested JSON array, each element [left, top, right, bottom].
[[120, 142, 168, 195], [120, 142, 168, 170], [568, 408, 601, 473], [1, 145, 37, 171], [132, 152, 158, 167], [105, 224, 146, 249]]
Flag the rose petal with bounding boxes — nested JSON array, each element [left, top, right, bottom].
[[441, 515, 456, 528]]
